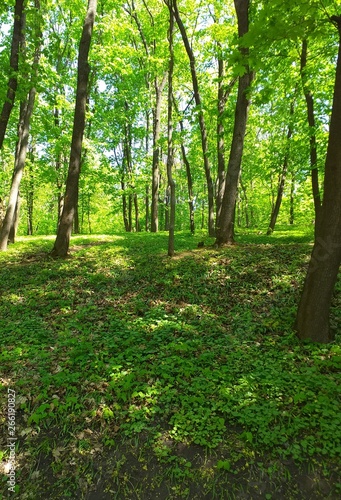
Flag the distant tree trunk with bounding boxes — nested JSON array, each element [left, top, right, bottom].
[[215, 0, 254, 245], [289, 173, 295, 225], [26, 146, 34, 235], [145, 184, 149, 231], [182, 141, 195, 235], [166, 4, 175, 257], [87, 193, 91, 233], [134, 193, 140, 232], [151, 73, 167, 233], [295, 16, 341, 343], [172, 0, 215, 236], [8, 196, 21, 243], [201, 184, 206, 230], [145, 111, 150, 231], [300, 39, 322, 230], [51, 0, 97, 256], [267, 96, 295, 235], [73, 204, 80, 234], [173, 96, 195, 234], [121, 179, 129, 232], [126, 2, 166, 234], [164, 187, 170, 231], [128, 194, 133, 232], [0, 0, 25, 150], [239, 177, 249, 228]]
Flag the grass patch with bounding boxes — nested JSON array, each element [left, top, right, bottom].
[[0, 229, 340, 499]]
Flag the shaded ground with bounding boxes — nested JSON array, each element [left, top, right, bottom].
[[0, 229, 340, 498]]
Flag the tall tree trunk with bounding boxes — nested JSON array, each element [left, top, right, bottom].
[[0, 0, 25, 150], [173, 96, 195, 234], [295, 16, 341, 343], [166, 3, 175, 257], [216, 60, 237, 229], [267, 97, 295, 235], [300, 39, 322, 230], [51, 0, 97, 257], [215, 0, 254, 245], [172, 0, 215, 236], [151, 74, 167, 232], [0, 17, 41, 252]]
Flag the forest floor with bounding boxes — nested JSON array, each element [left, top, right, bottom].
[[0, 227, 340, 499]]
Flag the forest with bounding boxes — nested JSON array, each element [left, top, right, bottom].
[[0, 0, 340, 498]]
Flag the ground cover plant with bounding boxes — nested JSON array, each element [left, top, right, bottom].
[[0, 228, 340, 499]]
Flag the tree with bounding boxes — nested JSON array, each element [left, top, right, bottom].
[[166, 0, 175, 256], [267, 92, 296, 235], [0, 0, 42, 251], [295, 15, 341, 343], [215, 0, 254, 245], [0, 0, 25, 150], [172, 0, 215, 237], [300, 38, 322, 230], [125, 0, 168, 233], [51, 0, 97, 257]]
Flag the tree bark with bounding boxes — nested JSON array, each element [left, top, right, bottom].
[[0, 13, 41, 252], [167, 2, 175, 256], [151, 73, 167, 232], [267, 97, 295, 235], [300, 39, 322, 230], [26, 146, 35, 235], [145, 111, 150, 231], [0, 0, 25, 150], [216, 59, 237, 229], [295, 16, 341, 343], [121, 179, 129, 232], [215, 0, 254, 245], [51, 0, 97, 256], [173, 96, 195, 234], [172, 0, 215, 236], [134, 193, 140, 232], [145, 184, 150, 231], [8, 196, 21, 243], [289, 173, 295, 225]]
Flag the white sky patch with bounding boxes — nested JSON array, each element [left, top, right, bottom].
[[97, 80, 107, 92]]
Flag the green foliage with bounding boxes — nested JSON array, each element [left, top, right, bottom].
[[0, 231, 340, 497]]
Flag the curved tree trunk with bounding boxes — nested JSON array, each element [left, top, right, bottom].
[[295, 17, 341, 343], [267, 96, 295, 235], [173, 96, 195, 234], [0, 0, 25, 150], [51, 0, 97, 257], [172, 0, 215, 236], [300, 39, 322, 231], [215, 0, 254, 245]]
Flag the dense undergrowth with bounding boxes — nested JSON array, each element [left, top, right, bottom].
[[0, 227, 340, 499]]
